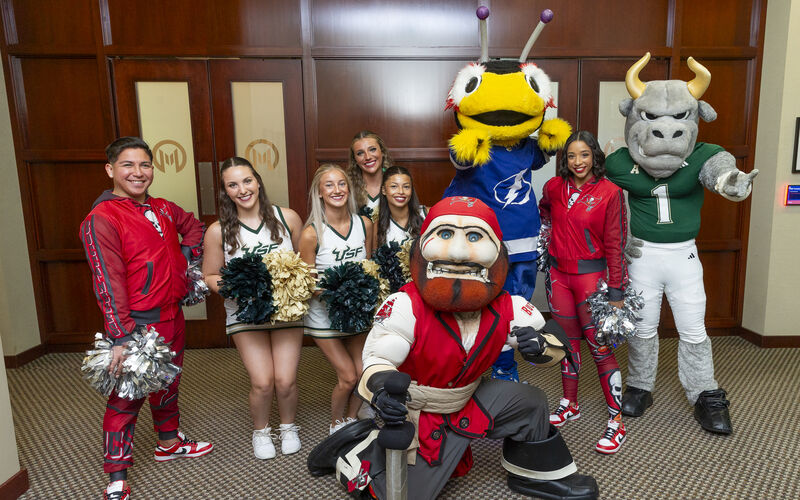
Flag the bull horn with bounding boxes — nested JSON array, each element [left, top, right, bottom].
[[686, 56, 711, 99], [625, 52, 650, 99]]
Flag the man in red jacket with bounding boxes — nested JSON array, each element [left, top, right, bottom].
[[80, 137, 212, 500]]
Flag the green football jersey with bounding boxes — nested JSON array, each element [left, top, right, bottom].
[[605, 142, 724, 242]]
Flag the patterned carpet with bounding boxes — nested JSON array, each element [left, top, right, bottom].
[[6, 336, 800, 499]]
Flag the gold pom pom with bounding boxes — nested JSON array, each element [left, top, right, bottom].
[[397, 240, 413, 283], [537, 118, 572, 153], [449, 128, 492, 166], [263, 250, 316, 322], [361, 259, 391, 306]]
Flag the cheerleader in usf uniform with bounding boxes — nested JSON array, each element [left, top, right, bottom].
[[373, 165, 427, 248], [203, 157, 304, 460], [346, 130, 394, 216], [299, 163, 374, 434]]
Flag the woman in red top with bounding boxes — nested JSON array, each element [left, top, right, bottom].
[[539, 131, 628, 454]]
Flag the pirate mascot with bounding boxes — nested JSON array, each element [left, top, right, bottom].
[[606, 53, 758, 434], [308, 197, 598, 500]]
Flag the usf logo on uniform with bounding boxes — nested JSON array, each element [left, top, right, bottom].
[[243, 242, 280, 256], [332, 246, 362, 262]]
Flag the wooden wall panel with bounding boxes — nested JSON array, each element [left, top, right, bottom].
[[106, 0, 302, 53], [12, 57, 108, 150], [681, 59, 750, 146], [41, 261, 103, 336], [681, 0, 754, 47], [28, 162, 108, 250], [3, 0, 95, 49]]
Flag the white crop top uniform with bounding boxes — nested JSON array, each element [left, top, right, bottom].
[[223, 206, 300, 335], [304, 214, 369, 338]]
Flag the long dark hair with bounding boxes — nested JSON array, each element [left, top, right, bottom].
[[557, 130, 606, 180], [376, 165, 424, 247], [347, 130, 394, 209], [218, 157, 286, 255]]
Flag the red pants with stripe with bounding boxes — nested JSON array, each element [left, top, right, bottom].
[[103, 312, 185, 473], [546, 268, 622, 417]]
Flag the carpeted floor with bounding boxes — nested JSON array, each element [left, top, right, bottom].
[[6, 336, 800, 499]]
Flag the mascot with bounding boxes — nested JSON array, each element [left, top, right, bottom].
[[443, 7, 572, 381], [308, 197, 598, 500], [606, 53, 758, 434]]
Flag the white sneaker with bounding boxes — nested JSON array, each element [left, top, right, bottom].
[[253, 426, 276, 459], [329, 419, 347, 435], [279, 423, 301, 455]]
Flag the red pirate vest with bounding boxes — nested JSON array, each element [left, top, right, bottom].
[[398, 282, 514, 467]]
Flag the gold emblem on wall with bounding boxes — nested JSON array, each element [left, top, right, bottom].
[[244, 139, 280, 171], [152, 139, 188, 173]]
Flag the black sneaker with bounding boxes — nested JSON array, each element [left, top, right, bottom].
[[694, 388, 732, 435], [621, 386, 653, 417]]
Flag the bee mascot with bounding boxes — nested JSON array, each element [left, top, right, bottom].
[[307, 196, 598, 500], [443, 7, 572, 382], [606, 53, 759, 435]]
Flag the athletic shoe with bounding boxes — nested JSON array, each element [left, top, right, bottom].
[[694, 388, 732, 435], [279, 423, 301, 455], [330, 417, 358, 435], [595, 417, 626, 454], [253, 426, 276, 459], [549, 398, 581, 427], [103, 480, 130, 500], [154, 431, 213, 461]]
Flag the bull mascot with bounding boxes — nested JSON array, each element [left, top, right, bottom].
[[443, 7, 572, 382], [308, 197, 598, 500], [606, 53, 758, 434]]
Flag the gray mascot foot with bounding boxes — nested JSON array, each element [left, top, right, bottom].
[[508, 473, 598, 500], [621, 386, 653, 417], [694, 389, 732, 435], [307, 419, 378, 476]]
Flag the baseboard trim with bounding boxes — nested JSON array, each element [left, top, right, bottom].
[[0, 468, 29, 499], [3, 344, 46, 369], [737, 327, 800, 348]]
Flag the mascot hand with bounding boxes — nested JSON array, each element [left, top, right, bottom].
[[720, 169, 759, 200], [537, 118, 572, 154], [513, 326, 546, 358], [372, 388, 408, 425], [450, 128, 492, 166], [624, 236, 644, 263]]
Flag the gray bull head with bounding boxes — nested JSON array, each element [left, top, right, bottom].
[[619, 53, 717, 179]]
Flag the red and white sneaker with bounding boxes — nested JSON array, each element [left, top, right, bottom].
[[154, 431, 213, 462], [103, 480, 130, 500], [549, 398, 581, 428], [595, 417, 626, 454]]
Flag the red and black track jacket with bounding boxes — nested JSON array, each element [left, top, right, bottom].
[[80, 191, 204, 344], [539, 176, 627, 299]]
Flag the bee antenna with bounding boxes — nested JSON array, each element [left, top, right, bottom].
[[519, 9, 553, 62], [477, 5, 490, 63]]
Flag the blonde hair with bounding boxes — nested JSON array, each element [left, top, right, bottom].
[[346, 131, 393, 208], [306, 163, 358, 232]]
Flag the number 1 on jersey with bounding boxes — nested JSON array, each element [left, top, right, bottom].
[[651, 184, 672, 224]]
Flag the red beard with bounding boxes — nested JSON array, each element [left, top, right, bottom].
[[410, 241, 508, 312]]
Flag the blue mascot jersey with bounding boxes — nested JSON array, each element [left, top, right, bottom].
[[444, 137, 545, 263]]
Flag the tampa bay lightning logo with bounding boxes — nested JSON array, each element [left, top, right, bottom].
[[494, 170, 532, 208]]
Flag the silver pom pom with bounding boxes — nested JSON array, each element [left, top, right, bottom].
[[587, 280, 644, 347], [536, 223, 552, 271], [182, 259, 210, 306], [81, 328, 182, 401]]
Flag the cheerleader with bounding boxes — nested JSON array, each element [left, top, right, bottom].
[[373, 165, 427, 248], [299, 164, 374, 434], [346, 130, 394, 216], [203, 157, 303, 460]]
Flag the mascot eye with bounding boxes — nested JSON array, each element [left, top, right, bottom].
[[465, 76, 481, 94], [527, 76, 539, 93], [438, 229, 454, 240], [467, 232, 483, 243], [673, 111, 689, 120], [640, 111, 660, 121]]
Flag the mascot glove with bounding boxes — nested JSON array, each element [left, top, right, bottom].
[[717, 169, 759, 201], [450, 128, 492, 166], [624, 236, 644, 264], [537, 118, 572, 154], [513, 326, 546, 358], [372, 388, 408, 425]]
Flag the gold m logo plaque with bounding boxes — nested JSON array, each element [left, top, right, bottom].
[[152, 139, 188, 173], [245, 139, 280, 171]]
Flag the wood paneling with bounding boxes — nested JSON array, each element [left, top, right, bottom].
[[28, 162, 108, 250], [12, 57, 109, 150], [42, 261, 103, 336], [3, 0, 94, 50], [681, 0, 754, 47]]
